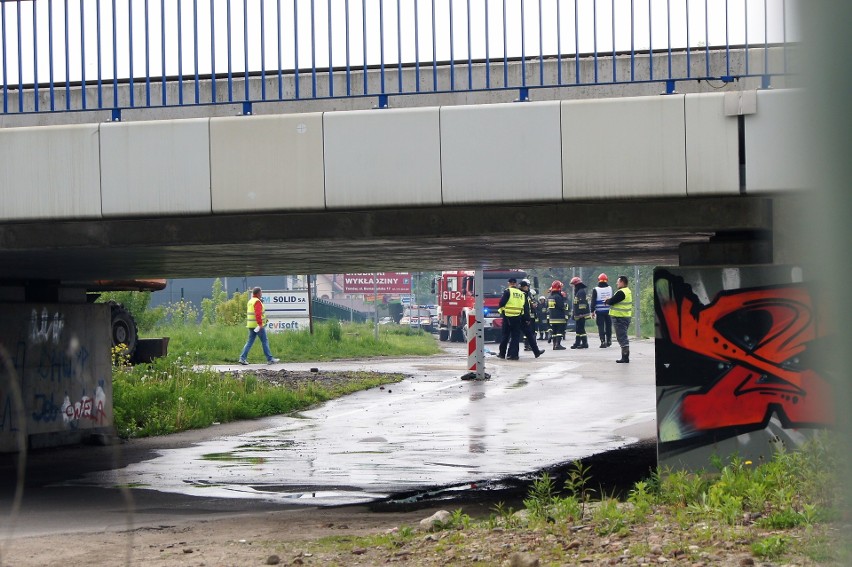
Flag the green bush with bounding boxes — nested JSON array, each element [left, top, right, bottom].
[[217, 290, 249, 326], [201, 278, 229, 324]]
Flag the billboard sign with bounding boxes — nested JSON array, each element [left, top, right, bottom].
[[343, 272, 412, 294], [261, 289, 310, 332]]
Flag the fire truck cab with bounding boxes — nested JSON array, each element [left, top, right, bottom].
[[433, 270, 528, 343]]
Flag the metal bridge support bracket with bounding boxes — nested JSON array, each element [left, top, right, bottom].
[[664, 80, 677, 95], [376, 94, 389, 109], [760, 75, 772, 90], [111, 108, 122, 122], [242, 101, 253, 115], [515, 87, 530, 102]]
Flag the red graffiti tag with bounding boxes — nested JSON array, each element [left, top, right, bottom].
[[657, 278, 834, 434]]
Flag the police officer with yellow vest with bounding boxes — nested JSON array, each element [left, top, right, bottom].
[[238, 287, 280, 365], [605, 275, 633, 363], [496, 277, 528, 360]]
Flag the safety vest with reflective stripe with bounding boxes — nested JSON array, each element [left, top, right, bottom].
[[500, 288, 526, 317], [246, 297, 268, 328], [609, 287, 633, 318], [594, 285, 613, 313]]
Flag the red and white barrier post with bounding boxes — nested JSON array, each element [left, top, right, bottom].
[[464, 270, 487, 380]]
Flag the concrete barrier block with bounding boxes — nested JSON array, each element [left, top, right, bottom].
[[0, 124, 102, 221], [745, 89, 808, 193], [100, 118, 211, 216], [324, 107, 442, 208], [210, 113, 325, 212], [562, 95, 687, 199], [685, 92, 740, 195], [440, 101, 562, 204]]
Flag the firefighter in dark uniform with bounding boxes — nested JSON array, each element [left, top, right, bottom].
[[547, 280, 569, 350], [535, 296, 549, 341], [518, 279, 543, 358], [569, 276, 592, 349]]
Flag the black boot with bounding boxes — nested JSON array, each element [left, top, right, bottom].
[[606, 337, 612, 347], [569, 336, 581, 349], [579, 336, 589, 349], [599, 338, 607, 348], [616, 346, 630, 363], [554, 338, 566, 350]]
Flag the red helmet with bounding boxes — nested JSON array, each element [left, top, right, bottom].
[[598, 273, 608, 282], [550, 280, 563, 291], [569, 276, 582, 286]]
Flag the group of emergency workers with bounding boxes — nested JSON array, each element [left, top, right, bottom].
[[496, 273, 633, 364]]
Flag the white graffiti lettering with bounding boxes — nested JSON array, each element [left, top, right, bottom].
[[30, 308, 64, 345], [61, 386, 107, 427]]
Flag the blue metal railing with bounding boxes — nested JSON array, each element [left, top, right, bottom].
[[1, 0, 796, 116]]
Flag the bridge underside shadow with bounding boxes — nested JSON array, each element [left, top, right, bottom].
[[0, 196, 772, 281]]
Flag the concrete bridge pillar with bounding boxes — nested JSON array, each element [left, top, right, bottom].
[[0, 297, 114, 452]]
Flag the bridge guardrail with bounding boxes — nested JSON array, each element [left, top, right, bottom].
[[1, 0, 796, 116]]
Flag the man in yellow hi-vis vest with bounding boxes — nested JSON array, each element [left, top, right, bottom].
[[496, 277, 528, 360], [606, 275, 633, 364], [238, 287, 280, 365]]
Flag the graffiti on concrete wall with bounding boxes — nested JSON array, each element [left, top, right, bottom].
[[655, 268, 834, 465], [30, 308, 64, 345], [1, 303, 112, 451]]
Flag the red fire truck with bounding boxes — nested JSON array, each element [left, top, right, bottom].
[[433, 269, 529, 343]]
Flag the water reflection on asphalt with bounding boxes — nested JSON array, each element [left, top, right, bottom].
[[71, 341, 656, 506]]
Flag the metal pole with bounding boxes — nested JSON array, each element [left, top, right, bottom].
[[374, 272, 379, 340], [307, 274, 315, 334], [634, 265, 641, 339], [474, 270, 485, 380]]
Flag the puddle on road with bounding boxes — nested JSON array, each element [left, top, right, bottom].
[[201, 452, 267, 465]]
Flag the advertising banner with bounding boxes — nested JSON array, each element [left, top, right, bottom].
[[343, 272, 412, 294], [261, 289, 310, 332]]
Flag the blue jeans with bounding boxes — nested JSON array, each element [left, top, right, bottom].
[[240, 326, 274, 362]]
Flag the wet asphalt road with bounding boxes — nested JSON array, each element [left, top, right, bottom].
[[0, 337, 656, 538]]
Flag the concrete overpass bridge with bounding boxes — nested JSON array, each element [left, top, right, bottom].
[[0, 1, 823, 462]]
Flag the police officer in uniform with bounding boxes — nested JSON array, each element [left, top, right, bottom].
[[606, 275, 633, 363], [496, 278, 527, 360]]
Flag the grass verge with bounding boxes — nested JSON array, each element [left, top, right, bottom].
[[297, 434, 849, 565], [147, 321, 440, 365]]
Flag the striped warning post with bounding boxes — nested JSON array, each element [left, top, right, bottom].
[[466, 312, 477, 371]]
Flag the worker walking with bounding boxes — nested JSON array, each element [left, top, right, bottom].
[[590, 273, 613, 348], [569, 276, 591, 349], [238, 287, 280, 365], [496, 277, 526, 360], [547, 280, 569, 350], [606, 275, 633, 363], [518, 279, 544, 358]]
